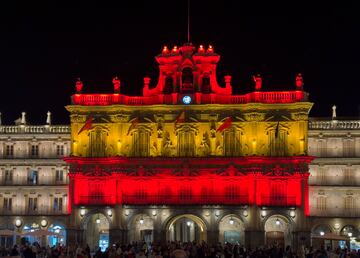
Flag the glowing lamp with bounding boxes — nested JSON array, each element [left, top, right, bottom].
[[348, 232, 353, 237], [243, 210, 248, 217], [215, 210, 220, 217], [186, 221, 191, 227], [289, 210, 296, 218], [40, 219, 48, 227], [14, 218, 22, 228], [320, 231, 325, 236], [96, 218, 101, 224], [275, 219, 280, 225], [107, 209, 112, 217], [261, 210, 266, 218], [152, 210, 157, 216], [139, 217, 144, 224], [125, 210, 130, 216], [229, 218, 234, 225], [334, 223, 340, 230], [80, 208, 86, 217], [55, 229, 60, 234]]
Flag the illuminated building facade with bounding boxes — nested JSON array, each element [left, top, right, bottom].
[[0, 43, 359, 250]]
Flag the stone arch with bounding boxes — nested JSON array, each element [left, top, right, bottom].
[[127, 213, 154, 243], [81, 210, 111, 252], [218, 214, 245, 245], [311, 224, 332, 235], [264, 214, 293, 248], [165, 214, 208, 242], [340, 225, 359, 238]]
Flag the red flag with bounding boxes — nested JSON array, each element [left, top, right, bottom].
[[175, 111, 185, 125], [217, 117, 232, 133], [78, 116, 94, 135], [127, 118, 139, 135]]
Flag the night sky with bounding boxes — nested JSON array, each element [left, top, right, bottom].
[[1, 1, 359, 125]]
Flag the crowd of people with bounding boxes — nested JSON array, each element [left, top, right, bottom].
[[1, 241, 360, 258]]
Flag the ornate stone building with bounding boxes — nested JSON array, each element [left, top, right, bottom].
[[0, 43, 359, 250]]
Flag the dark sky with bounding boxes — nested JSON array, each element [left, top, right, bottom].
[[1, 1, 359, 125]]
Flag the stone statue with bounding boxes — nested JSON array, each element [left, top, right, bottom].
[[75, 78, 83, 93], [332, 105, 337, 119], [46, 111, 51, 125], [112, 76, 121, 93], [295, 73, 304, 89], [253, 74, 262, 91]]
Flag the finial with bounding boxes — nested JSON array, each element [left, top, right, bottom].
[[75, 78, 83, 93], [21, 112, 26, 125], [332, 105, 337, 119], [207, 45, 214, 53], [295, 73, 304, 89], [171, 46, 178, 54], [112, 76, 121, 93], [144, 77, 151, 88], [224, 75, 232, 87], [46, 111, 51, 125], [253, 74, 262, 91], [162, 46, 169, 55], [198, 45, 205, 53]]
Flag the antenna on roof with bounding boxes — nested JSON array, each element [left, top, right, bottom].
[[187, 0, 190, 43]]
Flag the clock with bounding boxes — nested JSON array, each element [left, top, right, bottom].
[[182, 95, 192, 105]]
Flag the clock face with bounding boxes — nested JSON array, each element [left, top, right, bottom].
[[182, 95, 192, 104]]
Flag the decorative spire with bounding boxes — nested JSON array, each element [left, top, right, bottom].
[[224, 75, 232, 88], [21, 112, 26, 125], [144, 77, 151, 89], [295, 73, 304, 89], [75, 78, 83, 93], [112, 76, 121, 93], [332, 105, 337, 119], [46, 111, 51, 125], [253, 74, 262, 91]]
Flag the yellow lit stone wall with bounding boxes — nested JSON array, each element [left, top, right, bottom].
[[66, 102, 312, 158]]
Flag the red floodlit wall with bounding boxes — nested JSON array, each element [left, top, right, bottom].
[[69, 174, 304, 207], [66, 156, 312, 209]]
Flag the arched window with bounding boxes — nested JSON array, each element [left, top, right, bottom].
[[131, 128, 150, 157], [269, 125, 288, 156], [177, 126, 195, 157], [164, 76, 173, 94], [202, 73, 211, 93], [181, 67, 194, 93], [223, 128, 240, 156], [89, 127, 107, 157]]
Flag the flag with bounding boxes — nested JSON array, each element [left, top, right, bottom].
[[175, 111, 185, 126], [217, 117, 232, 133], [275, 122, 280, 138], [127, 117, 139, 135], [78, 116, 94, 135]]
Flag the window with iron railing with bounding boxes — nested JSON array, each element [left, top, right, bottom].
[[5, 145, 14, 158], [3, 197, 12, 211], [31, 145, 39, 157], [56, 145, 64, 156], [28, 197, 38, 212], [53, 197, 63, 212]]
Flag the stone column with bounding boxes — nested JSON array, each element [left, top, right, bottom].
[[67, 228, 84, 246], [206, 230, 219, 245]]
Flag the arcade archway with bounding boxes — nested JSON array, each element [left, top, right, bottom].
[[82, 213, 109, 252], [219, 214, 245, 245], [166, 214, 207, 243], [264, 215, 291, 248], [128, 214, 154, 243]]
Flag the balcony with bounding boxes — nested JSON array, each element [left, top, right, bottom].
[[260, 196, 297, 206], [309, 207, 360, 217]]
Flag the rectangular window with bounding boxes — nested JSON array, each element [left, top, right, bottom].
[[5, 145, 14, 157], [56, 145, 64, 156], [28, 197, 38, 211], [3, 197, 12, 211], [31, 145, 39, 157], [28, 171, 38, 185], [55, 170, 64, 182], [4, 170, 13, 183], [316, 196, 327, 210], [53, 197, 63, 212], [345, 196, 355, 210], [343, 139, 355, 157]]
